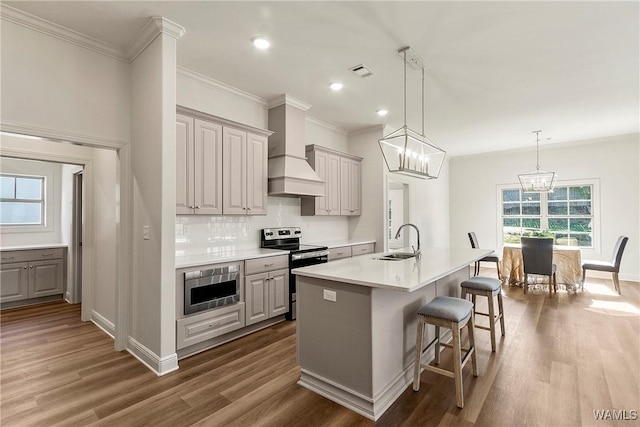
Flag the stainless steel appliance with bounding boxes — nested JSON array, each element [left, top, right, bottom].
[[183, 264, 241, 315], [260, 227, 328, 320]]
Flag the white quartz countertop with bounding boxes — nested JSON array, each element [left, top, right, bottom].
[[307, 239, 376, 249], [176, 248, 289, 269], [1, 244, 68, 251], [292, 247, 492, 292]]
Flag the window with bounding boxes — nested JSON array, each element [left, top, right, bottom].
[[500, 182, 595, 247], [0, 174, 45, 225]]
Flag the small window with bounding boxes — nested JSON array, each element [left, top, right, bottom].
[[0, 174, 45, 225]]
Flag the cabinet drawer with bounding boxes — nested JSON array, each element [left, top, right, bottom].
[[351, 243, 375, 256], [177, 303, 245, 350], [1, 248, 65, 264], [245, 255, 289, 275], [328, 247, 352, 261]]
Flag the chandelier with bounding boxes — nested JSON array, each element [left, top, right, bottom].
[[518, 130, 556, 193], [378, 47, 445, 179]]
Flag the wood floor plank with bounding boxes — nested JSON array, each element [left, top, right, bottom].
[[1, 272, 638, 427]]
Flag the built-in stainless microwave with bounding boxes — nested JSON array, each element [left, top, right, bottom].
[[184, 264, 240, 315]]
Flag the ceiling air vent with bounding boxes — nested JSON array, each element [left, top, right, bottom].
[[349, 64, 374, 78]]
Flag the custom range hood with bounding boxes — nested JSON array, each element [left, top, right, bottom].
[[267, 95, 325, 197]]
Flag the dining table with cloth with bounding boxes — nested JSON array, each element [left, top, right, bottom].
[[500, 244, 583, 291]]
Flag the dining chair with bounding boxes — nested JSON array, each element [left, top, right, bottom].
[[467, 232, 501, 279], [521, 237, 557, 297], [581, 235, 629, 294]]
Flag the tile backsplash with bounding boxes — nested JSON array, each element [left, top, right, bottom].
[[175, 196, 349, 256]]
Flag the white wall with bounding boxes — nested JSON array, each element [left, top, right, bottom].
[[449, 133, 640, 281], [92, 148, 117, 325], [129, 32, 178, 370], [0, 14, 130, 146], [348, 127, 386, 248]]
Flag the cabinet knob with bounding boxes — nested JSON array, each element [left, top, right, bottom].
[[23, 266, 28, 269], [30, 265, 34, 269], [247, 207, 252, 211], [195, 206, 201, 209]]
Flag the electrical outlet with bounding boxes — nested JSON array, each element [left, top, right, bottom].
[[323, 289, 337, 302], [143, 225, 150, 240]]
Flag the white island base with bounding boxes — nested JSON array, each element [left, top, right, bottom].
[[294, 248, 490, 420]]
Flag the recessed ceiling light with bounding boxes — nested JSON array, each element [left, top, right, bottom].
[[252, 36, 270, 50], [330, 82, 343, 91], [377, 109, 388, 117]]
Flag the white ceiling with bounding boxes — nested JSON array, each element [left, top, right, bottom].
[[6, 1, 640, 156]]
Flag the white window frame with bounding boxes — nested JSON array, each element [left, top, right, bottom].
[[0, 169, 54, 234], [496, 179, 600, 250], [1, 173, 46, 226]]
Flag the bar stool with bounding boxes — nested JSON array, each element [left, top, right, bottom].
[[413, 296, 478, 408], [460, 276, 505, 352]]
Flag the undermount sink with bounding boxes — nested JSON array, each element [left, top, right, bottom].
[[375, 252, 416, 261]]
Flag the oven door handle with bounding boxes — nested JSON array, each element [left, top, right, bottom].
[[291, 250, 329, 261]]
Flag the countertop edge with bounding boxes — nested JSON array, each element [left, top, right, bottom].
[[1, 244, 69, 251], [176, 249, 289, 269], [293, 249, 493, 292]]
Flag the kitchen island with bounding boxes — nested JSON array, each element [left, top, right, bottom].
[[292, 247, 492, 421]]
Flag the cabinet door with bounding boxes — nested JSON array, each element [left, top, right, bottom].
[[349, 159, 361, 215], [313, 150, 329, 215], [223, 127, 247, 215], [340, 158, 361, 216], [29, 259, 64, 298], [268, 269, 289, 317], [194, 119, 223, 215], [245, 272, 269, 326], [0, 262, 29, 303], [245, 133, 268, 215], [176, 114, 195, 214], [326, 153, 341, 215]]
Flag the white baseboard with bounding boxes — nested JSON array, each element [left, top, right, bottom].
[[127, 336, 178, 376], [90, 310, 115, 339]]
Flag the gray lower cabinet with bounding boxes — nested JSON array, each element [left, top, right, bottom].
[[1, 248, 66, 305], [245, 255, 289, 326], [327, 243, 375, 262]]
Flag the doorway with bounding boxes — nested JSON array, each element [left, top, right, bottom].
[[387, 179, 409, 250], [72, 170, 83, 303]]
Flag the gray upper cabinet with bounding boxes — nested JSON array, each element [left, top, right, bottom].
[[176, 114, 223, 215], [177, 106, 271, 216], [223, 128, 268, 215], [302, 145, 362, 216], [340, 156, 361, 216]]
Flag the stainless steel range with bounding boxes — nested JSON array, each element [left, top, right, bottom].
[[260, 227, 328, 320]]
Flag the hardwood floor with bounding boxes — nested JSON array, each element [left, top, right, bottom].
[[1, 272, 638, 426]]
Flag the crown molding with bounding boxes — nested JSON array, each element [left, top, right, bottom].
[[306, 116, 348, 136], [348, 124, 386, 137], [0, 3, 128, 62], [1, 5, 186, 63], [177, 66, 268, 107], [126, 16, 186, 62], [268, 94, 312, 111]]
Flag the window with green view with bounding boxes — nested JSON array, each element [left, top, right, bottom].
[[500, 183, 595, 247]]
